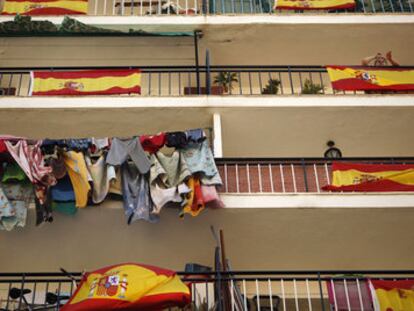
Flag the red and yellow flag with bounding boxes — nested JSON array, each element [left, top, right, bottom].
[[1, 0, 88, 15], [30, 69, 141, 96], [322, 162, 414, 192], [61, 263, 191, 311], [274, 0, 355, 10], [326, 66, 414, 91], [370, 280, 414, 311]]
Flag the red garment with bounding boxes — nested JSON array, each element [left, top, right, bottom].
[[0, 140, 7, 153], [139, 133, 166, 154]]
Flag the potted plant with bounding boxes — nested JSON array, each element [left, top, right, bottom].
[[213, 72, 238, 93], [261, 78, 281, 95], [301, 79, 324, 94]]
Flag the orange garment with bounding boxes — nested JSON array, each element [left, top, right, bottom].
[[63, 151, 91, 208], [181, 177, 205, 217]]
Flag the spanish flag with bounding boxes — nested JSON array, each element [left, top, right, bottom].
[[326, 66, 414, 91], [61, 263, 191, 311], [274, 0, 355, 10], [30, 69, 141, 96], [1, 0, 88, 15], [322, 162, 414, 192], [370, 280, 414, 311]]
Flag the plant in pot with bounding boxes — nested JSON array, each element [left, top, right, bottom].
[[301, 79, 324, 94], [261, 78, 281, 95], [213, 72, 238, 93]]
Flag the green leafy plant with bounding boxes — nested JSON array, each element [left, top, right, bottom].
[[213, 72, 238, 93], [261, 78, 281, 95], [301, 79, 324, 94]]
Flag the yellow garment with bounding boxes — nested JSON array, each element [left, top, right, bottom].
[[63, 151, 90, 208], [376, 288, 414, 311], [181, 177, 205, 217]]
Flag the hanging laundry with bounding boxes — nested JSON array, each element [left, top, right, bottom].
[[106, 137, 150, 174], [51, 201, 77, 215], [63, 151, 91, 208], [201, 185, 225, 209], [65, 138, 92, 152], [49, 154, 67, 180], [139, 133, 166, 154], [185, 128, 206, 144], [85, 155, 117, 204], [180, 177, 205, 217], [121, 162, 158, 224], [149, 152, 191, 214], [5, 139, 57, 187], [180, 140, 222, 186], [0, 163, 34, 230], [91, 137, 110, 153], [108, 167, 122, 196], [165, 131, 187, 149], [151, 151, 191, 188], [150, 183, 191, 214]]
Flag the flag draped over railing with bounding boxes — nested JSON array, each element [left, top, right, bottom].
[[274, 0, 355, 10], [370, 280, 414, 311], [30, 69, 141, 96], [326, 66, 414, 91], [322, 162, 414, 192], [60, 263, 191, 311], [1, 0, 88, 15]]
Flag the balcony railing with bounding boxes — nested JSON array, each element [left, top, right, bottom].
[[216, 157, 414, 194], [1, 66, 413, 97], [0, 0, 412, 16], [0, 270, 413, 310]]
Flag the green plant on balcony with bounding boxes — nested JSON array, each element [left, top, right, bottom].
[[213, 72, 238, 93], [261, 78, 281, 95], [301, 79, 324, 94]]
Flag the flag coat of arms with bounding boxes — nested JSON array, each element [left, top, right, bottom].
[[370, 280, 414, 311], [1, 0, 88, 15], [322, 162, 414, 192], [30, 69, 141, 96], [60, 263, 191, 311], [326, 66, 414, 91], [274, 0, 355, 10]]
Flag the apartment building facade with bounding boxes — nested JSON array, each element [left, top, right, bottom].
[[0, 0, 413, 309]]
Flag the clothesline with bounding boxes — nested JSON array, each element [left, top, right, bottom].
[[0, 127, 224, 231]]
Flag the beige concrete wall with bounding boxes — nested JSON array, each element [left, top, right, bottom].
[[0, 23, 414, 67], [1, 204, 414, 272], [0, 100, 413, 157]]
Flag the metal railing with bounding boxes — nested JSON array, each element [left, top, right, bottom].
[[216, 157, 414, 193], [0, 270, 413, 310], [0, 0, 412, 16], [1, 65, 414, 97]]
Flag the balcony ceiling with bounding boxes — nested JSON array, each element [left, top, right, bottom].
[[0, 96, 413, 157], [0, 20, 413, 67], [1, 205, 414, 272]]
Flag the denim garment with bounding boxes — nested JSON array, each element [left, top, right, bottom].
[[121, 162, 158, 224]]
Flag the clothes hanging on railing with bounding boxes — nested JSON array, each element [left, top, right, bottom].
[[0, 128, 223, 230]]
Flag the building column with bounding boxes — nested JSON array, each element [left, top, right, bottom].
[[213, 113, 223, 158]]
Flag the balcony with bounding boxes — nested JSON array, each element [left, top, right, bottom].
[[216, 157, 414, 194], [1, 270, 413, 310], [1, 66, 414, 97], [0, 0, 413, 16]]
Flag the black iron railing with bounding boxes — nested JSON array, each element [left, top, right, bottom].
[[1, 65, 413, 97], [215, 157, 414, 193], [0, 270, 413, 310]]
